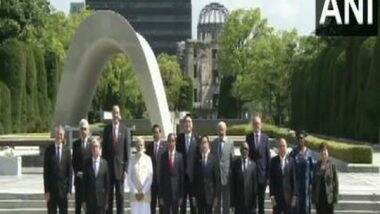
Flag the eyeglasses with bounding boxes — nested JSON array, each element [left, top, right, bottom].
[[80, 127, 87, 131]]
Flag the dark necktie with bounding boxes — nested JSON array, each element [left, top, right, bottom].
[[168, 153, 174, 174], [56, 146, 61, 163], [112, 128, 118, 151], [255, 133, 259, 148]]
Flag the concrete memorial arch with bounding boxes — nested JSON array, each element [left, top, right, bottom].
[[53, 11, 173, 136]]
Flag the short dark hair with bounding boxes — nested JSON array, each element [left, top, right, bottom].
[[319, 142, 328, 152], [296, 130, 307, 139], [152, 124, 161, 132], [183, 114, 192, 120], [200, 135, 210, 144]]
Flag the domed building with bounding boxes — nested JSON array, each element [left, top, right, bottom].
[[177, 2, 228, 118], [198, 2, 229, 41]]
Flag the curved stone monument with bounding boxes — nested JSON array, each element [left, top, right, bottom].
[[53, 11, 173, 136]]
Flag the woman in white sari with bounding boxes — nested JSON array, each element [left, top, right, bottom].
[[128, 137, 153, 214]]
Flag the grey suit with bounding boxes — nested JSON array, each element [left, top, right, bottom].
[[211, 137, 234, 214]]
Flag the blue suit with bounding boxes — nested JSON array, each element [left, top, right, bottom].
[[290, 147, 314, 214]]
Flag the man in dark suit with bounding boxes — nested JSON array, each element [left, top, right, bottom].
[[246, 115, 270, 214], [193, 136, 220, 214], [176, 115, 199, 214], [230, 142, 258, 214], [102, 105, 130, 214], [211, 121, 234, 214], [146, 124, 167, 214], [270, 138, 297, 214], [84, 136, 110, 214], [72, 119, 92, 214], [44, 125, 72, 214], [159, 133, 184, 214]]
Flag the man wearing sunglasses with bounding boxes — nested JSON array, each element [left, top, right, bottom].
[[72, 119, 92, 214]]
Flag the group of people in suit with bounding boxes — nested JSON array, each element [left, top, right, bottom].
[[44, 105, 130, 214], [43, 105, 339, 214]]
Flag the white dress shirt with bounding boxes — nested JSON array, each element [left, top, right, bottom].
[[55, 143, 62, 163], [242, 157, 249, 172], [113, 122, 119, 140], [202, 150, 210, 165], [93, 156, 100, 177], [185, 133, 192, 152]]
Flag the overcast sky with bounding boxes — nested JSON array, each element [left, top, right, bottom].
[[50, 0, 315, 37]]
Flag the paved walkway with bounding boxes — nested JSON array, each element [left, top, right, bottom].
[[1, 171, 379, 196], [2, 147, 380, 196]]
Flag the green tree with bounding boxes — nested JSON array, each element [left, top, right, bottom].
[[92, 54, 145, 119], [0, 0, 50, 43], [218, 8, 272, 118], [157, 53, 186, 111]]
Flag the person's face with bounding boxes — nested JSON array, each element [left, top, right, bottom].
[[241, 143, 249, 158], [278, 140, 287, 156], [136, 140, 145, 153], [201, 138, 209, 154], [55, 128, 64, 145], [80, 125, 90, 138], [152, 127, 161, 141], [298, 136, 306, 148], [92, 142, 101, 158], [321, 149, 329, 161], [252, 117, 261, 132], [217, 124, 226, 137], [183, 117, 193, 133], [112, 106, 121, 122], [167, 136, 176, 152]]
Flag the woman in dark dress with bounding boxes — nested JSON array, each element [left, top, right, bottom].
[[312, 143, 339, 214]]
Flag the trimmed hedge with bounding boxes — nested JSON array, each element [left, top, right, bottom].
[[33, 46, 51, 130], [228, 123, 373, 164], [0, 81, 12, 134], [24, 46, 40, 132], [0, 39, 27, 132]]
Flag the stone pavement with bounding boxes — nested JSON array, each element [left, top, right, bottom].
[[1, 170, 379, 196]]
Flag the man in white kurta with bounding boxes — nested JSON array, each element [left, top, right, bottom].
[[128, 137, 153, 214]]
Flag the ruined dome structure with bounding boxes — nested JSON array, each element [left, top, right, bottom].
[[197, 2, 228, 42]]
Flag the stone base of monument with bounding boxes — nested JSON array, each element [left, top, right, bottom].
[[0, 156, 21, 176]]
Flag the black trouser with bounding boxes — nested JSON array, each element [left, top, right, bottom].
[[273, 203, 291, 214], [87, 204, 106, 214], [48, 194, 68, 214], [235, 205, 256, 214], [107, 176, 124, 214], [215, 184, 230, 214], [257, 183, 267, 214], [151, 184, 163, 214], [163, 202, 179, 214], [316, 202, 333, 214], [75, 178, 85, 214], [197, 203, 212, 214], [180, 175, 196, 214]]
